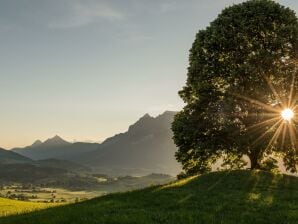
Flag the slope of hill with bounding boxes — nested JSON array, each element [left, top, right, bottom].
[[35, 159, 91, 172], [0, 148, 32, 164], [0, 148, 93, 186], [76, 111, 181, 175], [0, 163, 68, 183], [12, 136, 99, 160], [0, 170, 297, 224]]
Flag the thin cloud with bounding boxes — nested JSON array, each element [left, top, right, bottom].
[[117, 30, 154, 42], [49, 1, 126, 29], [160, 2, 178, 13]]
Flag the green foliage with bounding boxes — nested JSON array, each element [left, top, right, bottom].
[[221, 154, 248, 170], [0, 170, 297, 224], [173, 0, 298, 175], [260, 157, 279, 173], [176, 172, 188, 180]]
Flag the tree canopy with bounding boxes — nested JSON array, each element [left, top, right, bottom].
[[173, 0, 298, 176]]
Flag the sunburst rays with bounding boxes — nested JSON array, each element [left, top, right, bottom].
[[232, 73, 297, 152]]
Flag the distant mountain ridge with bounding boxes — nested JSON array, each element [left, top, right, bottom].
[[31, 140, 42, 147], [12, 136, 99, 160], [0, 148, 32, 164], [42, 135, 71, 146], [11, 111, 181, 175], [75, 111, 181, 175]]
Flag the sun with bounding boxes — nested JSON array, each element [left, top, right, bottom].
[[281, 108, 294, 121], [231, 73, 297, 150]]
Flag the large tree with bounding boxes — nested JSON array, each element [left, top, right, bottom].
[[173, 0, 298, 176]]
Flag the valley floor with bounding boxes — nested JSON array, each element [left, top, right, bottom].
[[0, 198, 56, 217], [0, 170, 297, 224]]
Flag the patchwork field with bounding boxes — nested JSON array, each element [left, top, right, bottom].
[[0, 173, 174, 203], [0, 186, 104, 203]]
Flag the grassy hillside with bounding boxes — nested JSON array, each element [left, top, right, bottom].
[[0, 170, 297, 224], [0, 198, 56, 217]]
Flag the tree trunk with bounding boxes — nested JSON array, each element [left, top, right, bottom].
[[248, 153, 261, 170]]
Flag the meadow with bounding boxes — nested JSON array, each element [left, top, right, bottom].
[[0, 170, 297, 224], [0, 197, 57, 217]]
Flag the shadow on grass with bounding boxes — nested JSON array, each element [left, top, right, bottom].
[[0, 170, 297, 224]]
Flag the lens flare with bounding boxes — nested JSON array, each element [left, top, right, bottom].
[[231, 72, 297, 151], [281, 108, 294, 121]]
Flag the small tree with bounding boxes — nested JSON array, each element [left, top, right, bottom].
[[173, 0, 298, 176]]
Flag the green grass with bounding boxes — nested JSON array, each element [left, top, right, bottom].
[[0, 170, 297, 224], [0, 198, 56, 217]]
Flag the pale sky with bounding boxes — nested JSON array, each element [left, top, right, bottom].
[[1, 0, 298, 149]]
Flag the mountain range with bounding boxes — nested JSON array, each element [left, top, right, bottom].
[[0, 148, 32, 164], [12, 136, 99, 160], [76, 111, 180, 175], [7, 111, 181, 176]]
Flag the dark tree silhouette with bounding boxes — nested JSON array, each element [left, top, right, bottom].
[[173, 0, 298, 176]]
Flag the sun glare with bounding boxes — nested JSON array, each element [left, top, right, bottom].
[[233, 73, 297, 151], [281, 108, 294, 121]]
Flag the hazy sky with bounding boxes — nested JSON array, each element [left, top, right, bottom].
[[1, 0, 298, 149]]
